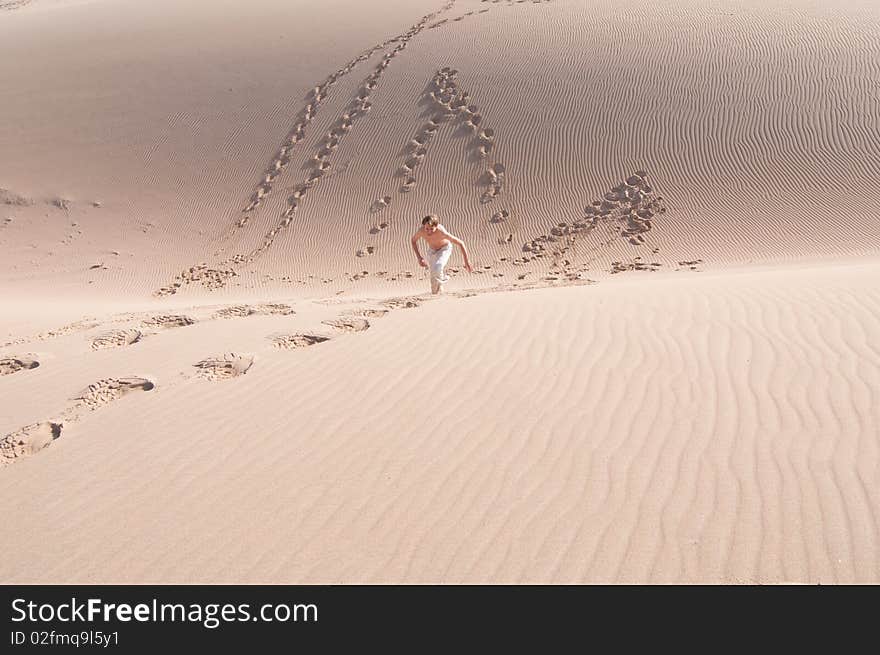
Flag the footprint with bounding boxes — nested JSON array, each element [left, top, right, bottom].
[[0, 373, 155, 465], [677, 259, 704, 271], [322, 318, 370, 332], [254, 303, 295, 316], [272, 334, 330, 350], [194, 354, 254, 381], [383, 297, 421, 309], [0, 356, 40, 376], [142, 315, 195, 329], [214, 305, 255, 319], [490, 209, 509, 223], [72, 377, 155, 411], [353, 309, 389, 318], [1, 422, 62, 467], [175, 4, 462, 279], [480, 187, 499, 204], [90, 329, 143, 350], [370, 196, 392, 213], [467, 113, 483, 130]]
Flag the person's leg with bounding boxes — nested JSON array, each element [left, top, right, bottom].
[[425, 246, 440, 294], [429, 243, 453, 294]]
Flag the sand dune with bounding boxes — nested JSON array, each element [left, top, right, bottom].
[[2, 0, 878, 300], [1, 261, 878, 582], [1, 0, 879, 583]]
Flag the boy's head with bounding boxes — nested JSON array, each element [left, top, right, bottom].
[[422, 215, 439, 233]]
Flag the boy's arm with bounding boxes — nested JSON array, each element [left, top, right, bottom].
[[411, 230, 426, 266], [443, 229, 473, 272]]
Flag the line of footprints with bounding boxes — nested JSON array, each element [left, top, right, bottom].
[[360, 66, 507, 257], [1, 296, 425, 467], [157, 0, 558, 296], [156, 2, 459, 296]]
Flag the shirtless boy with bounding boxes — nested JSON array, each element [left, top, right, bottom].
[[410, 215, 473, 294]]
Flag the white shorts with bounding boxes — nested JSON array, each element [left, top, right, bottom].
[[426, 242, 453, 283]]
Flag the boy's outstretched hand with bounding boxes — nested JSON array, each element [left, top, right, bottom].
[[418, 257, 427, 268]]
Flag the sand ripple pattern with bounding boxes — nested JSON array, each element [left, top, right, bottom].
[[391, 67, 506, 205], [156, 1, 461, 295], [1, 265, 878, 581], [239, 3, 459, 265], [231, 269, 876, 583], [234, 0, 460, 224]]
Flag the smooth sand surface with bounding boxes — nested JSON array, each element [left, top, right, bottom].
[[1, 0, 878, 582]]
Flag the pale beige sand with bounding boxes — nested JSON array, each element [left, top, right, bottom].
[[1, 0, 879, 582], [0, 261, 878, 583], [2, 0, 879, 300]]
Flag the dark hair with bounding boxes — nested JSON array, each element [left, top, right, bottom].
[[422, 215, 439, 226]]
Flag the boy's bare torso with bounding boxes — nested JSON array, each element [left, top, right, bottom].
[[418, 224, 451, 250]]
